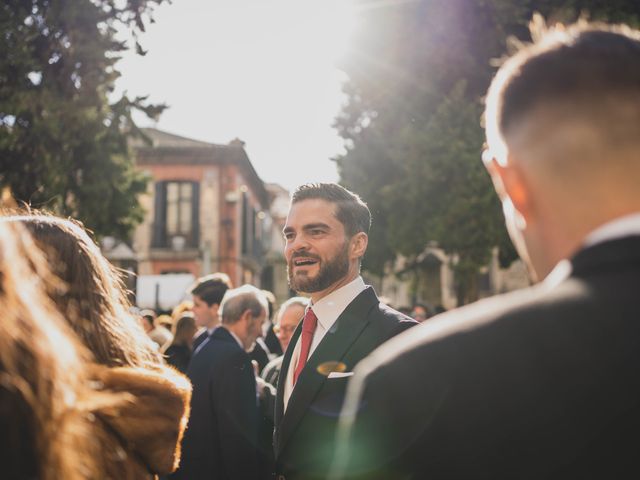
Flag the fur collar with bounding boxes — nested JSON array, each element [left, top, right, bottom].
[[93, 365, 192, 477]]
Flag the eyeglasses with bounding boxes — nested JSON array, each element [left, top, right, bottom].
[[273, 324, 297, 335]]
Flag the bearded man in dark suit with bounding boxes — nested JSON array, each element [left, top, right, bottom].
[[331, 21, 640, 480], [273, 183, 417, 480]]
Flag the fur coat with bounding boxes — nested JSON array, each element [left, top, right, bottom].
[[92, 365, 192, 479]]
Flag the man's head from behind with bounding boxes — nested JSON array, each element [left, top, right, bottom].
[[284, 183, 370, 300], [188, 273, 232, 329], [219, 285, 268, 351], [484, 20, 640, 280]]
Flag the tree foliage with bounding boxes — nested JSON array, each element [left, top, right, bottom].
[[336, 0, 640, 303], [0, 0, 168, 238]]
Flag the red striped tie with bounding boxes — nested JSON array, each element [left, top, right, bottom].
[[292, 308, 318, 386]]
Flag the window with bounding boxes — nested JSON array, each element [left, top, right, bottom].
[[152, 180, 199, 248], [167, 182, 193, 236]]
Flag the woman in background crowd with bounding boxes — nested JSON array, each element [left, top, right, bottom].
[[7, 213, 192, 479], [162, 313, 198, 373], [0, 220, 97, 479]]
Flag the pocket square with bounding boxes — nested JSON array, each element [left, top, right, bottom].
[[327, 371, 354, 379]]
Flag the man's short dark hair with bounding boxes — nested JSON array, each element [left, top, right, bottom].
[[291, 183, 371, 237], [188, 273, 232, 307], [486, 22, 640, 150]]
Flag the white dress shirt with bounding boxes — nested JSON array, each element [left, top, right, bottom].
[[582, 212, 640, 247], [283, 276, 367, 411]]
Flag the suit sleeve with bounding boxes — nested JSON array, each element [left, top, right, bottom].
[[214, 351, 262, 480]]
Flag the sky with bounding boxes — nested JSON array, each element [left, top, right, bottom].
[[114, 0, 359, 191]]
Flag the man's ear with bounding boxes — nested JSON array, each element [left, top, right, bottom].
[[350, 232, 368, 260], [485, 155, 534, 225], [209, 303, 220, 317], [239, 309, 253, 324]]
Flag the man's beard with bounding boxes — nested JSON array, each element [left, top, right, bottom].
[[288, 244, 349, 294]]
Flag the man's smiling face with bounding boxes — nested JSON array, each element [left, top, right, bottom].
[[283, 198, 350, 297]]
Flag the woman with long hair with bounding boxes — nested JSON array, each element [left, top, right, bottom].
[[6, 213, 192, 479], [0, 220, 98, 479], [162, 313, 198, 373]]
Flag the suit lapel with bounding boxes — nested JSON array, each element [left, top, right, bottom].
[[275, 287, 378, 456]]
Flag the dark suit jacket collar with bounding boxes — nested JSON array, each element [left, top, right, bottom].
[[210, 325, 242, 347], [571, 235, 640, 277], [275, 286, 379, 456]]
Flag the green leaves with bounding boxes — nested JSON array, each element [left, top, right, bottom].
[[0, 0, 168, 239], [336, 0, 640, 303]]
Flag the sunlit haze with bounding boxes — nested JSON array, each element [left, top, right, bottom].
[[115, 0, 359, 191]]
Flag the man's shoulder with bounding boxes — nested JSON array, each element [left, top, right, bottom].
[[351, 286, 417, 327], [376, 301, 417, 326], [192, 330, 245, 365], [361, 296, 418, 338], [355, 278, 593, 382]]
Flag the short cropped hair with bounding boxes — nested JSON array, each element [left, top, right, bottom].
[[220, 285, 268, 325], [188, 273, 232, 307], [485, 21, 640, 160], [292, 183, 371, 237]]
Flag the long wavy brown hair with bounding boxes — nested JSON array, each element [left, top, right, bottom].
[[6, 214, 162, 368], [0, 221, 98, 479]]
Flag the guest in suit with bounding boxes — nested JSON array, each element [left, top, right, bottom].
[[331, 21, 640, 479], [274, 183, 417, 479], [188, 272, 232, 354], [171, 285, 269, 480]]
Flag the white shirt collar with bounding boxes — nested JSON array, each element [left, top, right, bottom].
[[310, 276, 367, 332], [583, 212, 640, 248]]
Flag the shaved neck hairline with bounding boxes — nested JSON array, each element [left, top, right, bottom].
[[503, 100, 640, 177]]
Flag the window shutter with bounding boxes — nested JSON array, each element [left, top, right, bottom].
[[152, 181, 167, 247], [191, 181, 200, 248], [241, 191, 249, 255]]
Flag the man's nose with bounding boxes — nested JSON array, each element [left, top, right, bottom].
[[288, 233, 310, 253]]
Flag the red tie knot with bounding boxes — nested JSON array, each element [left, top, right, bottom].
[[302, 308, 317, 334]]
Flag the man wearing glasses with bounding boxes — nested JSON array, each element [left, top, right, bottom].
[[261, 297, 309, 386]]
